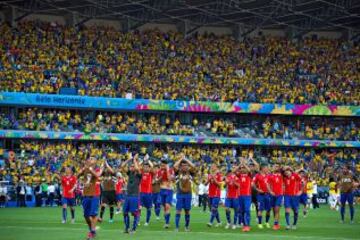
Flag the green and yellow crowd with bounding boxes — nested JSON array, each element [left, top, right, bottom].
[[0, 21, 358, 206], [1, 141, 358, 187], [0, 21, 359, 104], [1, 108, 358, 140]]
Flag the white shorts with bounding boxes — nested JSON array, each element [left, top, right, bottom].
[[328, 194, 338, 208], [307, 193, 313, 200]]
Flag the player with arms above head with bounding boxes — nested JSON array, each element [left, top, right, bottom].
[[224, 164, 240, 230], [158, 159, 175, 228], [248, 152, 260, 219], [283, 166, 302, 230], [152, 163, 161, 220], [338, 166, 358, 224], [174, 154, 196, 232], [267, 164, 283, 230], [115, 172, 126, 215], [77, 157, 104, 240], [59, 166, 77, 224], [252, 164, 272, 229], [237, 158, 253, 232], [236, 155, 259, 228], [206, 163, 223, 227], [121, 153, 142, 234], [98, 161, 116, 223], [139, 160, 155, 226]]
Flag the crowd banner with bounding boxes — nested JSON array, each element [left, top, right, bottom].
[[0, 130, 359, 148], [0, 92, 359, 116]]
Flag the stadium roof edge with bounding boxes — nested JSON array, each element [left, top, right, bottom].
[[0, 0, 359, 39]]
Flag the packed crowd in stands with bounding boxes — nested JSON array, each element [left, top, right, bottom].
[[1, 141, 358, 187], [0, 108, 358, 141], [0, 21, 359, 105]]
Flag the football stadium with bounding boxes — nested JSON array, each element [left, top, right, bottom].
[[0, 0, 359, 240]]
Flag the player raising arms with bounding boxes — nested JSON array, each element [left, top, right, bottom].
[[224, 165, 240, 230], [152, 163, 161, 220], [283, 166, 302, 230], [121, 154, 142, 234], [252, 164, 271, 229], [158, 159, 175, 228], [237, 160, 253, 232], [115, 172, 126, 215], [139, 161, 155, 226], [248, 152, 260, 220], [206, 163, 223, 227], [59, 166, 77, 224], [77, 157, 104, 240], [98, 161, 116, 223], [338, 166, 358, 224], [173, 154, 196, 232], [267, 164, 284, 230]]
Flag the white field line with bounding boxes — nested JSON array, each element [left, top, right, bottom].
[[0, 225, 357, 240], [0, 219, 356, 228]]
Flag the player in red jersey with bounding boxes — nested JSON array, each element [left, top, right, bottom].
[[139, 161, 155, 226], [206, 163, 223, 227], [237, 160, 253, 232], [267, 164, 284, 230], [151, 163, 161, 220], [252, 164, 271, 229], [60, 166, 77, 224], [224, 165, 240, 230], [283, 167, 303, 230], [115, 172, 126, 214], [298, 170, 309, 217], [248, 152, 260, 218]]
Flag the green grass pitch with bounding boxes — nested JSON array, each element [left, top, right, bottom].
[[0, 206, 359, 240]]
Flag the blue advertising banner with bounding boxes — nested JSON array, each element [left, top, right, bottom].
[[0, 130, 359, 148], [0, 92, 359, 116]]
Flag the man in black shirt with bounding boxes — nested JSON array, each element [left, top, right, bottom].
[[34, 183, 42, 207], [98, 161, 116, 223], [16, 180, 27, 207], [121, 154, 142, 234]]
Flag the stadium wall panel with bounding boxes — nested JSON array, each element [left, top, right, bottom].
[[0, 130, 358, 148]]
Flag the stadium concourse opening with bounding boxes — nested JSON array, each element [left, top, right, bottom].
[[0, 1, 359, 240]]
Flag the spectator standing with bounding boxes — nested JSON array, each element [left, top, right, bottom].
[[41, 180, 48, 206], [312, 180, 320, 209], [198, 180, 209, 212], [16, 180, 27, 207], [48, 182, 56, 207], [0, 182, 7, 207], [25, 183, 33, 202], [34, 183, 42, 207]]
